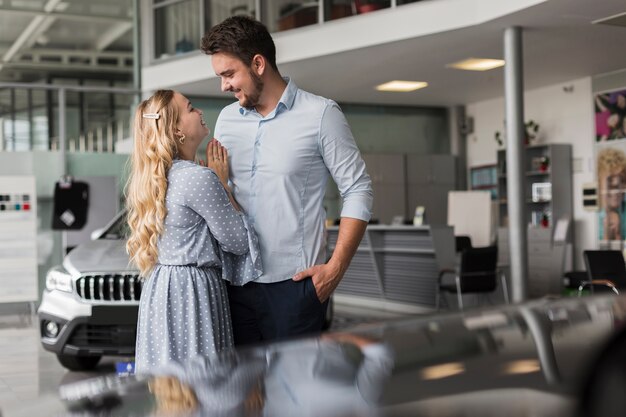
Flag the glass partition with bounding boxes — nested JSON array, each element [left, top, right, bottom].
[[154, 0, 202, 60], [149, 0, 434, 62], [0, 84, 136, 153], [322, 0, 353, 22], [209, 0, 257, 25]]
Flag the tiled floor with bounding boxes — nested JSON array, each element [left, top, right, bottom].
[[0, 302, 412, 414]]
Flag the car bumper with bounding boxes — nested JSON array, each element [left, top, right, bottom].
[[38, 290, 138, 357]]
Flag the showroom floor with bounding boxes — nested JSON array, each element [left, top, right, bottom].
[[0, 302, 410, 413]]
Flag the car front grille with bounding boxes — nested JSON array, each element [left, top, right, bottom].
[[67, 324, 137, 350], [75, 274, 142, 301]]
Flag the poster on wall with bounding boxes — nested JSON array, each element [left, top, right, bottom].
[[595, 88, 626, 142], [0, 176, 38, 303], [596, 140, 626, 246]]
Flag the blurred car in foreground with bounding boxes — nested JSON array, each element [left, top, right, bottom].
[[9, 294, 626, 417]]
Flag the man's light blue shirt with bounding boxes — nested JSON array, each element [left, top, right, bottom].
[[215, 78, 372, 283]]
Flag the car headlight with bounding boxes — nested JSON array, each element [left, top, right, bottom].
[[45, 268, 73, 293]]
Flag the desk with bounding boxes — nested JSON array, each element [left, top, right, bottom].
[[328, 225, 455, 312]]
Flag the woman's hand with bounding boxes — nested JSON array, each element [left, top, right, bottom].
[[205, 139, 229, 186]]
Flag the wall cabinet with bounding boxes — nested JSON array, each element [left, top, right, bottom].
[[357, 153, 456, 225], [362, 154, 406, 225], [406, 154, 456, 226]]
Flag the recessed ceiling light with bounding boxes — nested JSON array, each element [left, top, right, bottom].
[[447, 58, 505, 71], [420, 362, 465, 380], [375, 80, 428, 92], [502, 359, 541, 375]]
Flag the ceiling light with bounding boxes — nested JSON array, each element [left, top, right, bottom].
[[420, 362, 465, 380], [503, 359, 541, 375], [375, 80, 428, 92], [447, 58, 505, 71]]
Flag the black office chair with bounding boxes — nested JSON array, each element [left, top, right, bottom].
[[436, 245, 509, 310], [455, 235, 473, 253], [580, 250, 626, 296]]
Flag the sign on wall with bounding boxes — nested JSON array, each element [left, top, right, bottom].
[[0, 176, 38, 303]]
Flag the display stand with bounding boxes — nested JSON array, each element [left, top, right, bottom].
[[0, 176, 38, 305]]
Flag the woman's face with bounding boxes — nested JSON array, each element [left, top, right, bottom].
[[606, 173, 625, 210], [608, 114, 620, 129], [173, 92, 209, 148]]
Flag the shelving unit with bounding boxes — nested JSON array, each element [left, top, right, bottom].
[[496, 143, 573, 298], [327, 225, 455, 312], [497, 143, 572, 230]]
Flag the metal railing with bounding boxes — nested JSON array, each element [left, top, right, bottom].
[[0, 82, 140, 159]]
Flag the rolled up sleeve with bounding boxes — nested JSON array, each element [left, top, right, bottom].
[[320, 103, 373, 221]]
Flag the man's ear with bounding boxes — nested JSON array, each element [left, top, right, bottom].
[[252, 54, 266, 76]]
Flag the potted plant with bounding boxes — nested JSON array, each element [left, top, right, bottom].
[[494, 119, 541, 147], [525, 120, 540, 145]]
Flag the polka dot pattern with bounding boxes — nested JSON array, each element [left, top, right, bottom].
[[135, 159, 262, 373]]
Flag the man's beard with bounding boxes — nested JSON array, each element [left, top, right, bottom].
[[240, 70, 264, 109]]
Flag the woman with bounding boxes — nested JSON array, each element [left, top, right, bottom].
[[126, 90, 261, 373]]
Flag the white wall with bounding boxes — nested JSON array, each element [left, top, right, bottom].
[[466, 77, 595, 269]]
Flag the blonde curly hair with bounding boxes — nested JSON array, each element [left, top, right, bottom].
[[125, 90, 180, 278], [598, 147, 626, 181]]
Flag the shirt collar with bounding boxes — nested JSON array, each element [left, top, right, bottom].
[[278, 77, 297, 111], [238, 77, 297, 116]]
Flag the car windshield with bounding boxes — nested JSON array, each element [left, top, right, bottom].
[[99, 212, 129, 240]]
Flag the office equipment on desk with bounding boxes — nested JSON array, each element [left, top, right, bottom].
[[413, 206, 425, 226]]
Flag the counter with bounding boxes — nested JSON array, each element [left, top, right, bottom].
[[327, 225, 455, 312]]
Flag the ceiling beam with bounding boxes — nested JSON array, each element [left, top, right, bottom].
[[21, 48, 133, 60], [2, 0, 62, 64], [95, 22, 133, 51], [0, 4, 131, 23], [0, 61, 133, 74]]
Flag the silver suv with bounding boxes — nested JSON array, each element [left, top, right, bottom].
[[38, 211, 140, 371]]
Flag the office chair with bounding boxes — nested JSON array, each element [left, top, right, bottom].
[[455, 235, 473, 253], [580, 250, 626, 296], [436, 245, 509, 310]]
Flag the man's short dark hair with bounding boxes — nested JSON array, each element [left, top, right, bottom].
[[201, 15, 278, 71]]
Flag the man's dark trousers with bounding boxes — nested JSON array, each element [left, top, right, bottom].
[[227, 277, 329, 345]]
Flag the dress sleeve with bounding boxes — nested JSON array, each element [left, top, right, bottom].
[[184, 166, 262, 283]]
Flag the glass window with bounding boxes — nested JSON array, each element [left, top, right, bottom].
[[208, 0, 256, 27], [154, 0, 201, 60], [31, 90, 49, 151], [267, 1, 319, 33], [397, 0, 424, 5], [351, 0, 390, 14], [323, 1, 354, 22]]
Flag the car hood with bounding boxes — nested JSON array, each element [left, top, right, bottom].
[[64, 239, 135, 275]]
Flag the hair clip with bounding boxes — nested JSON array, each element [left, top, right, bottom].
[[142, 113, 160, 120]]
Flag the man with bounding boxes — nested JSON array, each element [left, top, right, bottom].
[[201, 16, 372, 345]]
